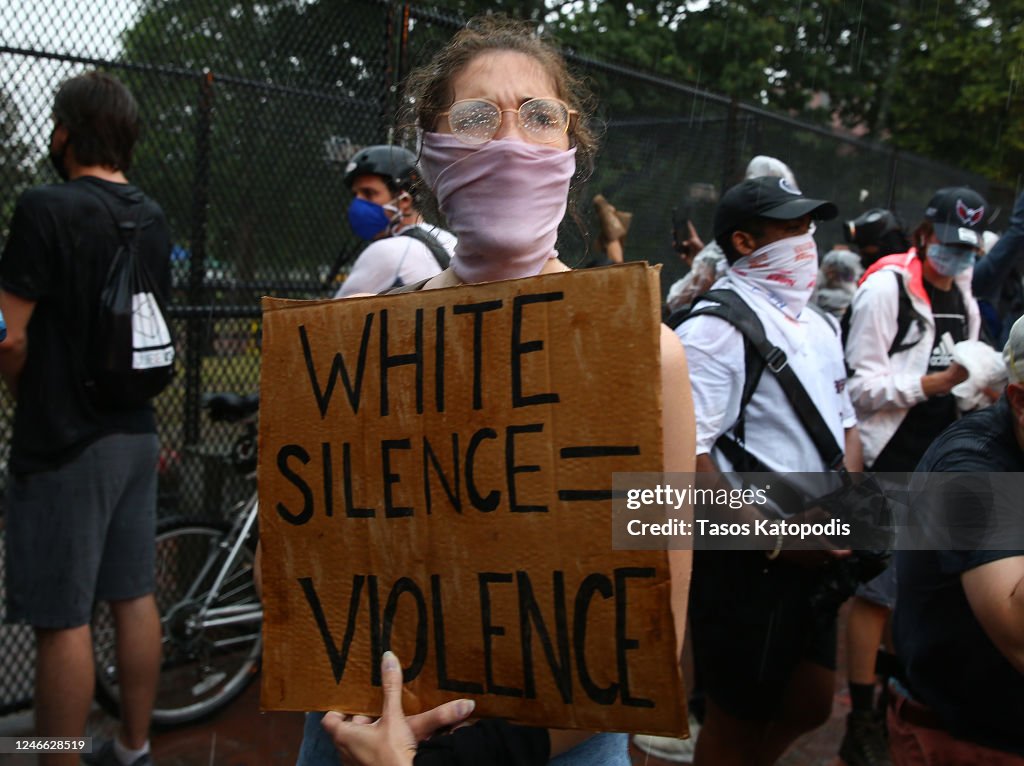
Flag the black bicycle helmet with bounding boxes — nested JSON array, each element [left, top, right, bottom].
[[843, 208, 909, 261], [343, 145, 420, 194]]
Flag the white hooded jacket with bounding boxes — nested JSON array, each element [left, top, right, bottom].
[[845, 249, 980, 467]]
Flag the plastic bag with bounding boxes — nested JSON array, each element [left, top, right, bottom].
[[665, 242, 727, 313], [951, 339, 1007, 411]]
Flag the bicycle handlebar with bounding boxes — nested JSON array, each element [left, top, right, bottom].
[[202, 392, 260, 423]]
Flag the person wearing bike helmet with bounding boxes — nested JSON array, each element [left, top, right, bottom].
[[844, 208, 910, 269], [335, 145, 456, 298]]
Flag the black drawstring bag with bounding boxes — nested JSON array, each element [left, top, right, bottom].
[[84, 187, 175, 409]]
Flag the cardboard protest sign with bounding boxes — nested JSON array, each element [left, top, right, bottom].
[[258, 263, 687, 735]]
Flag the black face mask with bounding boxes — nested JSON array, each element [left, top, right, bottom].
[[49, 126, 69, 181]]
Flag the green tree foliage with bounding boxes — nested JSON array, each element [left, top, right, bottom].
[[114, 0, 1018, 268], [513, 0, 1018, 185], [537, 0, 903, 120], [118, 0, 393, 288], [883, 0, 1023, 186]]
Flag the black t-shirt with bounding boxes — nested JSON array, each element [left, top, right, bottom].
[[0, 177, 171, 473], [873, 280, 967, 471], [895, 396, 1024, 754]]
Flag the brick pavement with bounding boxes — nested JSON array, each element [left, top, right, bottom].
[[0, 675, 849, 765], [0, 605, 855, 766]]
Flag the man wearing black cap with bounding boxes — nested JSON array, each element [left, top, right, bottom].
[[839, 187, 985, 765], [674, 176, 861, 764], [846, 185, 985, 471], [335, 145, 456, 297]]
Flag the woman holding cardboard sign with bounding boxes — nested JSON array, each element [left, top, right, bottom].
[[297, 15, 694, 766]]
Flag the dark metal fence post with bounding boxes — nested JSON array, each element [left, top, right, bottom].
[[184, 70, 214, 446], [721, 97, 740, 195], [382, 1, 396, 139], [886, 147, 900, 211], [397, 3, 412, 103]]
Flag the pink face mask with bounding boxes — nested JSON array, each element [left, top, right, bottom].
[[420, 132, 577, 283]]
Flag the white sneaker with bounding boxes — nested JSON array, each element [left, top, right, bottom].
[[632, 715, 700, 763]]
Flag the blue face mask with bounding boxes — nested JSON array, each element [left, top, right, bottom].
[[347, 198, 396, 240], [926, 243, 976, 277]]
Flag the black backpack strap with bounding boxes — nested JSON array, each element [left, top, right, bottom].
[[665, 305, 691, 330], [383, 277, 432, 295], [889, 272, 925, 355], [714, 433, 773, 473], [843, 270, 926, 378], [400, 227, 451, 270], [79, 182, 144, 253], [686, 290, 848, 475], [684, 290, 770, 416], [78, 183, 147, 294]]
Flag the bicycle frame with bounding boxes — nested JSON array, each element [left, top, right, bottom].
[[181, 490, 263, 635]]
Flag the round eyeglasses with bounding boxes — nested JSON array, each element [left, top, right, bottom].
[[438, 97, 577, 146]]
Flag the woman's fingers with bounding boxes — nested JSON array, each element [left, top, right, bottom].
[[380, 651, 405, 719], [325, 712, 375, 724], [407, 698, 476, 741], [323, 652, 474, 750], [322, 711, 349, 739]]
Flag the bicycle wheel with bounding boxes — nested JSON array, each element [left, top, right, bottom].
[[93, 516, 262, 727]]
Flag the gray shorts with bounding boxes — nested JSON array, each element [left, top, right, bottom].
[[855, 561, 897, 610], [4, 432, 159, 629]]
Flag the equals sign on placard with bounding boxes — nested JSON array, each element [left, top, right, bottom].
[[557, 445, 640, 502]]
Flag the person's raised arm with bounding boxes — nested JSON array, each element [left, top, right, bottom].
[[661, 325, 695, 657], [844, 426, 864, 473], [972, 190, 1024, 301]]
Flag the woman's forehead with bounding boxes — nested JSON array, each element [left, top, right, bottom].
[[450, 50, 558, 101]]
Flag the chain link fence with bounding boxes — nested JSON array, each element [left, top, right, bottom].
[[0, 0, 1015, 716]]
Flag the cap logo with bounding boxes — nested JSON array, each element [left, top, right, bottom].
[[955, 199, 984, 227], [778, 177, 801, 196]]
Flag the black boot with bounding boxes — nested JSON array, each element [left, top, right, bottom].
[[839, 709, 892, 766]]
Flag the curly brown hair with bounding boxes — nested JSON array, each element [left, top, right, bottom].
[[403, 14, 597, 181]]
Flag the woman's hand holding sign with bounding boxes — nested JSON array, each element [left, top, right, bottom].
[[322, 652, 476, 766]]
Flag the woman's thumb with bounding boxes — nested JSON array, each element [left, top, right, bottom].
[[380, 651, 405, 718]]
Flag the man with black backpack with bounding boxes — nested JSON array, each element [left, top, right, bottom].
[[673, 176, 862, 765], [335, 145, 456, 297], [0, 72, 169, 766]]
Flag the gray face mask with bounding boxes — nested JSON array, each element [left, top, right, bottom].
[[49, 126, 69, 181], [926, 243, 976, 277]]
